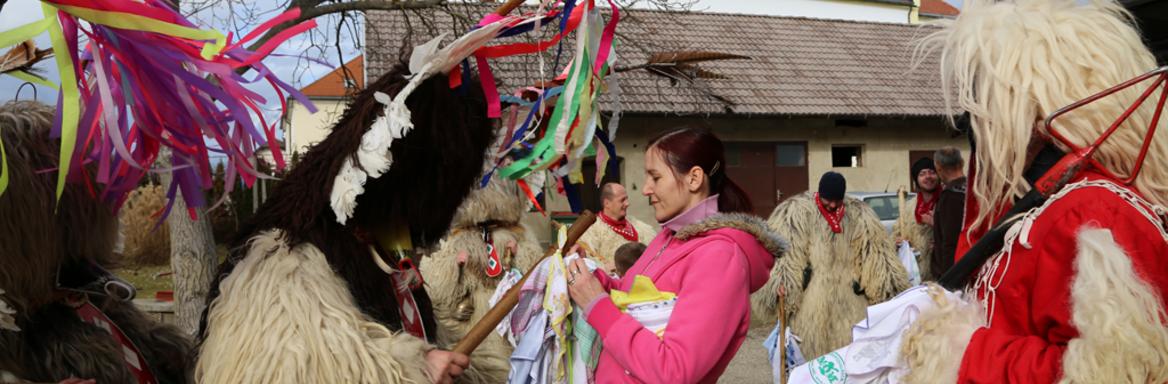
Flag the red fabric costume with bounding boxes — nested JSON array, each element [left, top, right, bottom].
[[957, 172, 1168, 382]]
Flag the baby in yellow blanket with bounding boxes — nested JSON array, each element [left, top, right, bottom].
[[609, 275, 677, 338]]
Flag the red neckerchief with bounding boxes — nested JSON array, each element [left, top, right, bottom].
[[599, 211, 638, 242], [815, 193, 845, 233], [914, 190, 938, 224]]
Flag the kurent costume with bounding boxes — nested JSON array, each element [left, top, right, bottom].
[[892, 158, 938, 281], [754, 174, 910, 359], [576, 212, 657, 265], [421, 176, 545, 383], [195, 60, 497, 383], [0, 102, 193, 383], [789, 1, 1168, 383]]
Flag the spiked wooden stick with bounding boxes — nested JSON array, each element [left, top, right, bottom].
[[778, 293, 788, 384], [453, 210, 596, 355]]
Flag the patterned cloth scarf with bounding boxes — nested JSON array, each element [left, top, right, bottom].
[[815, 193, 845, 233], [914, 191, 938, 224], [599, 211, 638, 241]]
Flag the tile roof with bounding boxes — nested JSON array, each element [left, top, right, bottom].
[[366, 6, 947, 117], [921, 0, 960, 17], [300, 56, 365, 98]]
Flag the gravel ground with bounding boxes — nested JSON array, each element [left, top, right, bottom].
[[720, 324, 776, 384]]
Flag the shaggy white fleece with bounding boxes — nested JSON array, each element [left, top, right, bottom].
[[898, 284, 983, 384], [197, 230, 431, 384], [1062, 228, 1168, 383], [755, 192, 909, 358]]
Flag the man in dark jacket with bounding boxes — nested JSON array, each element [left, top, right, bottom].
[[931, 146, 966, 278]]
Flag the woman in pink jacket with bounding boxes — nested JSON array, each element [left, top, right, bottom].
[[567, 127, 789, 383]]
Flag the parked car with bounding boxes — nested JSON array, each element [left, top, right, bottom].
[[848, 191, 914, 234]]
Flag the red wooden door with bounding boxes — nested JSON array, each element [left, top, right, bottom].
[[774, 142, 809, 205], [725, 142, 777, 217]]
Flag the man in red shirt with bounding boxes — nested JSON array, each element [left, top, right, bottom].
[[899, 0, 1168, 383]]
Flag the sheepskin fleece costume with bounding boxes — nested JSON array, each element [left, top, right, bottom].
[[892, 195, 934, 280], [421, 178, 544, 383], [0, 101, 192, 383], [753, 192, 909, 358], [576, 214, 657, 263], [898, 176, 1168, 383], [197, 64, 497, 383]]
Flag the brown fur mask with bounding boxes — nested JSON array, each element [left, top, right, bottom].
[[0, 101, 118, 315], [0, 102, 194, 383]]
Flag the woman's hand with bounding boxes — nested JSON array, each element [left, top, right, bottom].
[[567, 258, 606, 309], [567, 244, 587, 259], [425, 349, 469, 384]]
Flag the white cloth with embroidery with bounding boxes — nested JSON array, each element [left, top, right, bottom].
[[503, 244, 601, 383], [492, 269, 526, 346], [787, 286, 958, 384]]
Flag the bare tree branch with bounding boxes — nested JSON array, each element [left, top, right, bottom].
[[304, 0, 445, 20], [244, 0, 445, 54]]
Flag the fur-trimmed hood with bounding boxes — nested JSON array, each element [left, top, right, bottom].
[[673, 212, 789, 292]]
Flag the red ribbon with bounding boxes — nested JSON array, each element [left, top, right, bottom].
[[474, 4, 588, 59], [517, 179, 545, 215]]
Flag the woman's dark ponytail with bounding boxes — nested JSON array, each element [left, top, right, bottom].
[[647, 127, 755, 214], [716, 177, 753, 214]]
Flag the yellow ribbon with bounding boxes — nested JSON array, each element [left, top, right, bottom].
[[0, 19, 49, 49], [0, 2, 228, 198], [8, 70, 57, 88], [40, 3, 81, 203], [52, 4, 226, 59]]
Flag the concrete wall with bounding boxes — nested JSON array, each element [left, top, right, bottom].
[[539, 114, 969, 229], [770, 0, 908, 24], [285, 98, 349, 155]]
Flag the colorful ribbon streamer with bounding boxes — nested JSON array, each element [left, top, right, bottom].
[[0, 0, 314, 216]]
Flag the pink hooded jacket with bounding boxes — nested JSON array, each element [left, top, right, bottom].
[[584, 203, 788, 383]]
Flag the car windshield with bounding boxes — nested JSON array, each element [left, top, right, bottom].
[[864, 196, 900, 221]]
